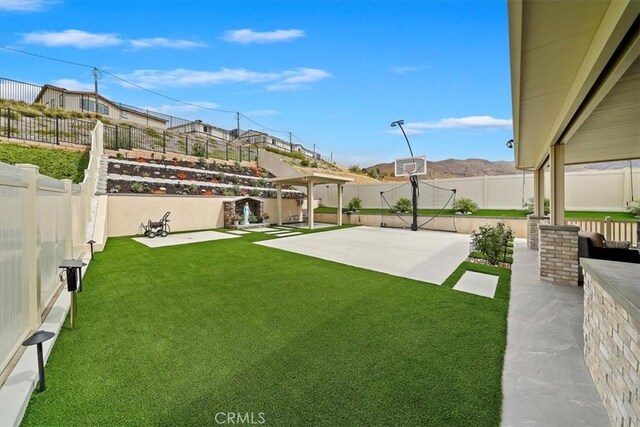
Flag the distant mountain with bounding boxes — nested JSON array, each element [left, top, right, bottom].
[[366, 158, 518, 179], [365, 159, 639, 180]]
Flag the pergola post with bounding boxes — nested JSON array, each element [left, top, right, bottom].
[[276, 184, 282, 226], [534, 167, 545, 216], [549, 144, 565, 225], [307, 180, 314, 230], [337, 184, 343, 226]]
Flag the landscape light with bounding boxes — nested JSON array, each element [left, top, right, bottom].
[[22, 331, 55, 392]]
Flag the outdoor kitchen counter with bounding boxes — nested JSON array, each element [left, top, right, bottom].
[[581, 258, 640, 321], [580, 257, 640, 426]]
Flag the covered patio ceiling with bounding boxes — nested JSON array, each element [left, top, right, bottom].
[[508, 0, 640, 169], [270, 172, 354, 187]]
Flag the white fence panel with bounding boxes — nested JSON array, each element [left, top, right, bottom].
[[36, 175, 68, 311], [0, 164, 31, 373], [0, 121, 102, 377], [316, 168, 638, 211]]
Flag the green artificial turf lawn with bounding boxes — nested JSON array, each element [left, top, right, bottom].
[[22, 231, 509, 426], [0, 142, 89, 183]]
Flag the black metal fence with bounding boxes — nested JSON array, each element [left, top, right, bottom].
[[0, 77, 42, 104], [0, 107, 93, 145], [103, 124, 257, 162]]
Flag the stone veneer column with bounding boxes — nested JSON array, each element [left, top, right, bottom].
[[527, 215, 549, 249], [223, 201, 234, 228], [538, 224, 579, 286], [583, 266, 640, 426]]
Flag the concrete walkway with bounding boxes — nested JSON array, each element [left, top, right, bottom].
[[502, 240, 608, 426]]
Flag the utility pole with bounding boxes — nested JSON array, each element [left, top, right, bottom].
[[92, 68, 101, 113], [289, 132, 293, 152], [236, 112, 240, 142], [313, 143, 316, 159]]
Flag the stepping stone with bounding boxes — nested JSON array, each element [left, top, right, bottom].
[[248, 228, 273, 233], [274, 232, 303, 237], [227, 230, 250, 235], [453, 271, 498, 298], [264, 230, 290, 234]]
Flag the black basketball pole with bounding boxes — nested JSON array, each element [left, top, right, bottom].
[[391, 120, 418, 231]]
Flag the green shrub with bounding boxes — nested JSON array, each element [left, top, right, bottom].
[[310, 161, 318, 168], [0, 143, 89, 183], [348, 164, 361, 173], [453, 197, 478, 214], [626, 200, 640, 218], [347, 197, 362, 211], [191, 142, 206, 158], [523, 197, 550, 215], [144, 128, 161, 139], [367, 168, 381, 179], [263, 146, 305, 161], [470, 221, 514, 265], [393, 198, 412, 213], [300, 158, 310, 167], [131, 182, 144, 193]]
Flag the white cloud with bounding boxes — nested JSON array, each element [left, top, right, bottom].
[[266, 68, 332, 91], [50, 79, 95, 91], [388, 116, 513, 135], [243, 110, 279, 117], [129, 37, 206, 49], [0, 0, 55, 12], [117, 67, 330, 91], [391, 65, 418, 75], [223, 29, 305, 44], [140, 102, 220, 114], [21, 29, 123, 48]]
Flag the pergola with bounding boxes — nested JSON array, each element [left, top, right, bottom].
[[271, 173, 354, 229], [508, 0, 639, 225]]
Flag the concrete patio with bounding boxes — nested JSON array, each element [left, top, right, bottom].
[[256, 226, 470, 284], [502, 240, 608, 426]]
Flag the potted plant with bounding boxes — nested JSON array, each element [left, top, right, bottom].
[[231, 214, 240, 226]]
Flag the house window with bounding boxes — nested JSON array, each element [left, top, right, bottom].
[[59, 94, 64, 108], [80, 99, 109, 115], [51, 98, 56, 108]]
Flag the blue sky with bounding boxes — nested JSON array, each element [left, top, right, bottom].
[[0, 0, 514, 166]]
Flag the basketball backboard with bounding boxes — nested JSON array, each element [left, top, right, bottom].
[[394, 156, 427, 177]]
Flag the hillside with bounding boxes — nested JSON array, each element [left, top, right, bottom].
[[366, 158, 640, 179]]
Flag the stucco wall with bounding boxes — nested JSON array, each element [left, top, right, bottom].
[[107, 194, 300, 237]]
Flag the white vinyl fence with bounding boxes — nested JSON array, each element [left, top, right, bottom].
[[0, 123, 102, 374], [316, 168, 640, 212]]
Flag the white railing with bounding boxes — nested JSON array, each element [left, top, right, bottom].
[[567, 217, 638, 247], [0, 122, 102, 374]]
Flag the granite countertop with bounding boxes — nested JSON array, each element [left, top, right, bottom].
[[581, 258, 640, 321]]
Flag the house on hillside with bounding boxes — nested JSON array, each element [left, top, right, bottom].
[[169, 120, 232, 142], [241, 129, 320, 159], [34, 85, 167, 128]]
